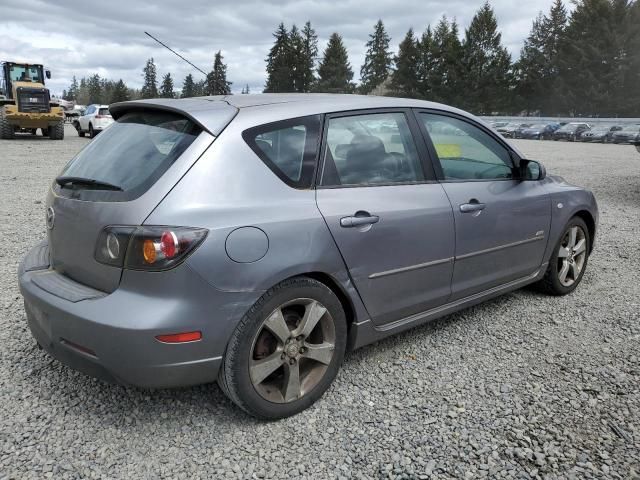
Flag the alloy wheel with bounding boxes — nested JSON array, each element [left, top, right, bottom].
[[249, 298, 336, 403], [557, 226, 587, 287]]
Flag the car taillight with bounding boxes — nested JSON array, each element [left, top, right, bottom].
[[95, 226, 208, 271], [95, 115, 111, 119]]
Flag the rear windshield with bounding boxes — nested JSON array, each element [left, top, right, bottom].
[[57, 110, 202, 201], [98, 108, 111, 116]]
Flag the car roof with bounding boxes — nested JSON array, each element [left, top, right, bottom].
[[111, 93, 476, 136]]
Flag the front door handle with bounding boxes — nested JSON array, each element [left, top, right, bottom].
[[459, 200, 486, 213], [340, 212, 380, 228]]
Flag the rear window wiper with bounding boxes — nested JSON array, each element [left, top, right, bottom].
[[55, 176, 123, 191]]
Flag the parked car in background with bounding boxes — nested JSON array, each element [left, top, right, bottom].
[[496, 122, 531, 138], [18, 94, 598, 419], [73, 104, 114, 138], [490, 121, 509, 129], [518, 123, 560, 140], [612, 125, 640, 144], [552, 123, 590, 141], [580, 125, 622, 143]]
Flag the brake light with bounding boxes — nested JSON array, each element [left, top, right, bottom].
[[95, 226, 208, 270], [95, 115, 111, 119]]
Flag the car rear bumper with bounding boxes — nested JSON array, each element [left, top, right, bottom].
[[19, 240, 259, 388]]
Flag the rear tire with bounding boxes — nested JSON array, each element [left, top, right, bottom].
[[89, 124, 95, 138], [535, 217, 590, 296], [0, 111, 14, 139], [218, 277, 347, 419], [49, 122, 64, 140]]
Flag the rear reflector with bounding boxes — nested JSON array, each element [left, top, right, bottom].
[[155, 331, 202, 343]]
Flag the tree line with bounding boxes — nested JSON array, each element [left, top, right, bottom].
[[63, 0, 640, 116]]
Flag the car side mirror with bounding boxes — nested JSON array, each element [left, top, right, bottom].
[[45, 70, 51, 79], [520, 159, 546, 181]]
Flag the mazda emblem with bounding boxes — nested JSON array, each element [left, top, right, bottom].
[[46, 206, 55, 230]]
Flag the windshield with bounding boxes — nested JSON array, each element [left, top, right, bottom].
[[621, 125, 640, 132], [529, 124, 546, 129], [8, 64, 43, 83], [98, 108, 111, 116], [559, 124, 580, 132], [58, 110, 202, 200]]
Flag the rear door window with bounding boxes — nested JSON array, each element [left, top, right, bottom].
[[243, 115, 320, 189], [320, 112, 424, 187], [57, 110, 202, 201]]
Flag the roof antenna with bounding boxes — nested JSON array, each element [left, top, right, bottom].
[[144, 31, 208, 76]]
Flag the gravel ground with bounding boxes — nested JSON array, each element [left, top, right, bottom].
[[1, 126, 639, 479]]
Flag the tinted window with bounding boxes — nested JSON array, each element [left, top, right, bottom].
[[321, 112, 423, 186], [98, 108, 111, 116], [58, 110, 201, 201], [243, 115, 320, 189], [420, 113, 514, 181]]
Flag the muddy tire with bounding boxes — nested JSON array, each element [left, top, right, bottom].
[[49, 121, 64, 140]]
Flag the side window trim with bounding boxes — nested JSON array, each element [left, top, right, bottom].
[[317, 107, 437, 189], [242, 114, 321, 190], [411, 108, 517, 183]]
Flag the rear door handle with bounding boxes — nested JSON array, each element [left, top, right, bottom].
[[340, 213, 380, 228], [459, 200, 486, 213]]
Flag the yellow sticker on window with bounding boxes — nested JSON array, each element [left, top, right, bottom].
[[434, 144, 461, 158]]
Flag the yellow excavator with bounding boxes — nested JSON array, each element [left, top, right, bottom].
[[0, 61, 65, 139]]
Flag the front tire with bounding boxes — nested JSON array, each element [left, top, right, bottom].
[[0, 111, 14, 139], [49, 122, 64, 140], [219, 277, 347, 419], [536, 217, 590, 296]]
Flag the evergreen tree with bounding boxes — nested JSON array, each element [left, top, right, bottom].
[[265, 23, 294, 92], [360, 20, 393, 93], [64, 76, 79, 101], [299, 21, 318, 92], [141, 58, 158, 99], [623, 0, 640, 115], [194, 79, 207, 96], [111, 79, 130, 103], [426, 16, 464, 105], [289, 25, 304, 92], [181, 74, 196, 98], [460, 3, 512, 114], [391, 28, 420, 97], [513, 13, 549, 113], [160, 73, 175, 98], [87, 74, 102, 104], [556, 0, 631, 116], [416, 26, 436, 100], [315, 33, 354, 93], [241, 84, 251, 94], [206, 51, 232, 95]]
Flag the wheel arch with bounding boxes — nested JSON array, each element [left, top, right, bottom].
[[284, 271, 359, 349], [573, 209, 596, 253]]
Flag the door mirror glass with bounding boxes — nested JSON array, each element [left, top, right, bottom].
[[45, 70, 51, 79], [521, 160, 546, 181]]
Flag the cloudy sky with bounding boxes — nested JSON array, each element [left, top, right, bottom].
[[1, 0, 561, 96]]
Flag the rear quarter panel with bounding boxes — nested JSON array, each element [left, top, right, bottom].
[[144, 113, 369, 322]]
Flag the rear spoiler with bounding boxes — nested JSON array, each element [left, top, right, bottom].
[[109, 98, 238, 136]]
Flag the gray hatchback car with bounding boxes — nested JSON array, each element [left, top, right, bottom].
[[19, 94, 598, 419]]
